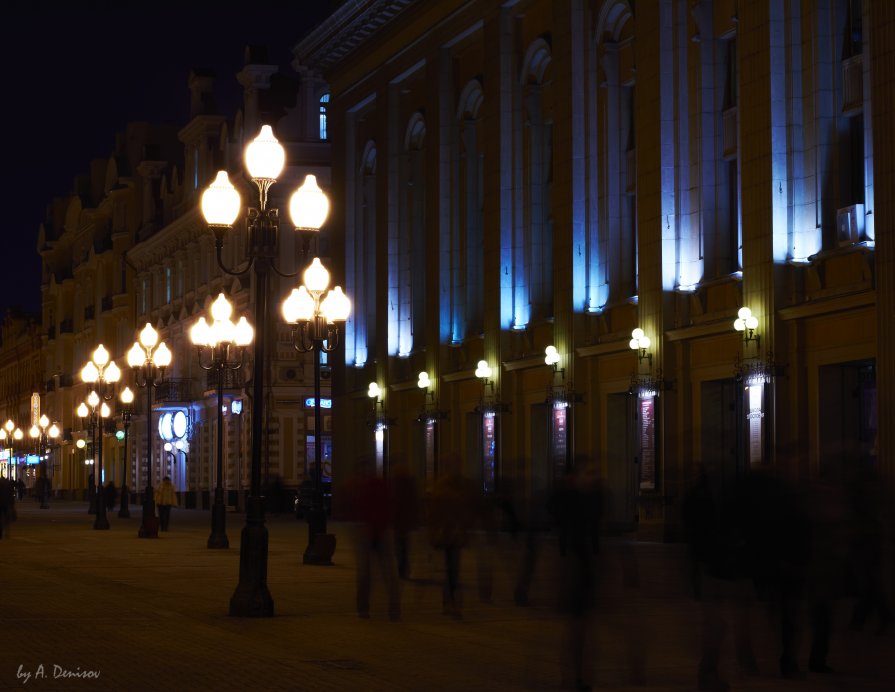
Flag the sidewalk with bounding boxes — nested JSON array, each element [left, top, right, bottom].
[[0, 500, 892, 691]]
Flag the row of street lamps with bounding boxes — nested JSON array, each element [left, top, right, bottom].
[[7, 126, 348, 619]]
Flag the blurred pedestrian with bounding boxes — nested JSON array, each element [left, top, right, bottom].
[[0, 476, 15, 538], [684, 464, 757, 692], [104, 480, 117, 513], [548, 464, 603, 692], [16, 478, 26, 501], [427, 464, 476, 619], [156, 476, 178, 531], [346, 459, 400, 620], [389, 458, 420, 580]]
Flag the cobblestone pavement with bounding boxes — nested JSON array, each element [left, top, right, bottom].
[[0, 500, 892, 691]]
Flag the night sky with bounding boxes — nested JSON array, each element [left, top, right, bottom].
[[2, 2, 337, 321]]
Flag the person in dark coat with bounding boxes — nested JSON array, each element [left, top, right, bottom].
[[104, 481, 118, 514], [548, 464, 604, 692], [0, 477, 15, 538], [389, 458, 420, 580]]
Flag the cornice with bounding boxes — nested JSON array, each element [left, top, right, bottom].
[[128, 208, 206, 270]]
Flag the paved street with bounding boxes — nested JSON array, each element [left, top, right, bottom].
[[0, 500, 892, 691]]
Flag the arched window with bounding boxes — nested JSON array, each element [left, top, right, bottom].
[[348, 141, 377, 367], [319, 93, 330, 141]]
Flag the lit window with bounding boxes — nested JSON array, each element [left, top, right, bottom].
[[319, 93, 330, 140]]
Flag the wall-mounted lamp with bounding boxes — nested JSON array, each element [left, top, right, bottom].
[[544, 345, 561, 370], [367, 381, 392, 432], [475, 360, 493, 386], [734, 307, 760, 346], [417, 371, 446, 424], [417, 371, 431, 390], [629, 328, 652, 366]]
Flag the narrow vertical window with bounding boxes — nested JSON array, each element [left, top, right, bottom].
[[319, 93, 330, 141]]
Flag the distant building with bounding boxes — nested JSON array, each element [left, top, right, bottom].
[[37, 47, 331, 505], [295, 0, 893, 535]]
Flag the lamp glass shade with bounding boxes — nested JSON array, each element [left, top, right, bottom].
[[48, 423, 60, 438], [417, 372, 430, 389], [92, 344, 110, 366], [87, 391, 100, 408], [210, 318, 235, 346], [282, 286, 316, 323], [734, 319, 745, 331], [201, 171, 241, 226], [737, 307, 752, 320], [120, 386, 135, 405], [321, 286, 351, 322], [81, 362, 99, 383], [127, 342, 145, 368], [154, 342, 172, 368], [0, 430, 6, 440], [245, 125, 285, 180], [100, 403, 110, 418], [367, 382, 381, 399], [139, 323, 158, 348], [190, 317, 211, 347], [303, 257, 330, 293], [745, 316, 758, 330], [13, 428, 23, 440], [39, 414, 49, 429], [632, 328, 644, 340], [76, 439, 86, 449], [104, 361, 121, 383], [210, 293, 233, 322], [289, 174, 330, 230], [77, 402, 89, 419], [234, 317, 254, 346], [30, 425, 39, 438], [629, 338, 639, 350], [640, 336, 651, 349], [4, 420, 13, 432]]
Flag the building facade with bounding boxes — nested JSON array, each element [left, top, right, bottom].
[[37, 49, 332, 507], [296, 0, 893, 536]]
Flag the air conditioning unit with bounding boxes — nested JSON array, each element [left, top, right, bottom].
[[836, 203, 865, 246]]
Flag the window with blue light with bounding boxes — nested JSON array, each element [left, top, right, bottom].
[[319, 93, 330, 141]]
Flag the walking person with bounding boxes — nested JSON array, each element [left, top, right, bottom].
[[389, 459, 420, 581], [156, 476, 178, 531], [0, 476, 15, 538]]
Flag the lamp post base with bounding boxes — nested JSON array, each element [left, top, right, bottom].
[[229, 496, 273, 617], [138, 488, 158, 538], [207, 495, 229, 549], [118, 484, 130, 518], [302, 501, 334, 565]]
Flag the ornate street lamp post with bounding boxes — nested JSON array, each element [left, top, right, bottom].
[[2, 420, 23, 484], [282, 258, 350, 564], [80, 345, 121, 530], [200, 125, 329, 616], [30, 414, 60, 509], [77, 390, 112, 530], [118, 386, 135, 518], [190, 292, 254, 549], [127, 324, 172, 539]]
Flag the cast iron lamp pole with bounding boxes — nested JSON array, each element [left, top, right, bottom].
[[30, 415, 59, 509], [118, 387, 134, 518], [282, 258, 350, 564], [200, 124, 329, 616], [80, 345, 121, 530], [127, 324, 172, 539], [190, 292, 254, 550], [77, 389, 112, 529]]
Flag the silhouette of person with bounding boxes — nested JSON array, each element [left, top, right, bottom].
[[548, 464, 603, 692], [347, 459, 400, 620], [389, 458, 420, 580]]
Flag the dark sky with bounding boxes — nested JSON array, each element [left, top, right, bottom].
[[2, 2, 338, 321]]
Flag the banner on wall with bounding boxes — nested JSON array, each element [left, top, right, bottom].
[[639, 397, 656, 490]]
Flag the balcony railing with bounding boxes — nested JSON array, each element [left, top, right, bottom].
[[205, 369, 245, 393], [154, 379, 192, 404]]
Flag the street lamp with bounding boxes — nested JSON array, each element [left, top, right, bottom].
[[77, 390, 112, 529], [2, 419, 20, 483], [282, 257, 350, 565], [190, 292, 254, 550], [127, 324, 172, 539], [118, 386, 135, 518], [30, 414, 60, 509], [200, 124, 329, 616]]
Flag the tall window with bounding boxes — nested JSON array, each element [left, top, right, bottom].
[[319, 93, 330, 141], [397, 113, 426, 355], [349, 141, 377, 367]]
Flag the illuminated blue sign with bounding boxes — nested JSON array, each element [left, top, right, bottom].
[[231, 399, 243, 415], [304, 397, 332, 409], [26, 454, 40, 465]]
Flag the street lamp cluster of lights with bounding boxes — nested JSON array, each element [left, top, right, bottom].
[[200, 124, 348, 614], [30, 414, 60, 509], [1, 420, 24, 483], [190, 292, 254, 549]]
